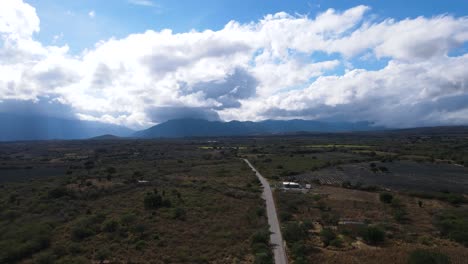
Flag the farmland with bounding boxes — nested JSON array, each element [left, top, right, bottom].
[[0, 129, 467, 264], [240, 131, 468, 264]]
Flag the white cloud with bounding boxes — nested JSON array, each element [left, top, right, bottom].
[[88, 10, 95, 18], [0, 0, 468, 129]]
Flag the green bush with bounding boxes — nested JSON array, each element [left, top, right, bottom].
[[407, 249, 451, 264], [144, 192, 172, 210], [380, 192, 393, 203], [434, 210, 468, 246], [0, 223, 52, 263], [33, 252, 56, 264], [172, 207, 187, 220], [251, 229, 270, 245], [320, 228, 336, 247], [96, 248, 111, 263], [135, 240, 147, 251], [71, 215, 104, 241], [102, 219, 119, 233], [283, 222, 308, 243], [330, 238, 344, 248], [360, 226, 385, 245], [71, 225, 95, 241], [254, 252, 273, 264]]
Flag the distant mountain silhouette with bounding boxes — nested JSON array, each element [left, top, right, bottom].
[[133, 118, 383, 138], [0, 113, 133, 141], [89, 134, 122, 140]]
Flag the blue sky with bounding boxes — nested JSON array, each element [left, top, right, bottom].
[[1, 0, 468, 129], [28, 0, 468, 53]]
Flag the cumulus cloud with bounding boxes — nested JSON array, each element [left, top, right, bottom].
[[0, 0, 468, 129]]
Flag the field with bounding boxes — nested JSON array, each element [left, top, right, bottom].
[[297, 160, 468, 193], [0, 129, 467, 264], [239, 131, 468, 264], [0, 140, 269, 263]]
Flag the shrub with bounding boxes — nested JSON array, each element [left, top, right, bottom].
[[320, 228, 336, 247], [120, 213, 137, 226], [144, 193, 171, 210], [283, 222, 308, 243], [33, 252, 56, 264], [95, 248, 111, 263], [251, 229, 270, 245], [71, 225, 95, 241], [102, 219, 119, 233], [394, 208, 408, 223], [290, 242, 307, 259], [330, 238, 343, 248], [0, 223, 52, 263], [434, 210, 468, 246], [380, 192, 393, 203], [254, 252, 273, 264], [48, 187, 69, 199], [361, 226, 385, 245], [172, 207, 186, 220], [407, 249, 451, 264], [135, 240, 147, 251]]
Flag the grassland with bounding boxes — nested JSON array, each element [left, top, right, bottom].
[[0, 129, 467, 264], [0, 140, 269, 263]]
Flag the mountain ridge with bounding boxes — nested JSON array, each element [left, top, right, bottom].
[[133, 118, 384, 138]]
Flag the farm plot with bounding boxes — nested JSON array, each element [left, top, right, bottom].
[[295, 160, 468, 193]]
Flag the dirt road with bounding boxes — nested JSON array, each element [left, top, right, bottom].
[[243, 159, 288, 264]]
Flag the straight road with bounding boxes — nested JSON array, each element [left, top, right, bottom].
[[243, 159, 288, 264]]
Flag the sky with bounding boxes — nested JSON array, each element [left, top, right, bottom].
[[0, 0, 467, 129]]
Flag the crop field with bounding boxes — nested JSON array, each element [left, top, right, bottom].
[[237, 131, 468, 264], [296, 160, 468, 193]]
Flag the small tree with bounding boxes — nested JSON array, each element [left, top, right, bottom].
[[380, 192, 393, 204], [320, 228, 336, 247], [361, 226, 385, 245]]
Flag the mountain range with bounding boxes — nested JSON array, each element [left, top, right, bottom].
[[133, 118, 383, 138], [0, 113, 387, 141]]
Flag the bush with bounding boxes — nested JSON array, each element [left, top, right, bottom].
[[135, 240, 146, 251], [95, 248, 111, 263], [48, 187, 69, 199], [33, 252, 56, 264], [361, 226, 385, 245], [251, 228, 272, 264], [283, 222, 308, 243], [380, 192, 393, 203], [330, 238, 343, 248], [320, 228, 336, 247], [71, 225, 95, 241], [0, 223, 52, 263], [251, 229, 270, 245], [71, 215, 104, 241], [254, 252, 273, 264], [102, 219, 119, 233], [144, 193, 171, 210], [434, 210, 468, 246], [407, 249, 451, 264], [172, 207, 187, 220], [290, 242, 307, 259]]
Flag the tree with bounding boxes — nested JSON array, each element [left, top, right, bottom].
[[379, 192, 393, 203], [361, 226, 385, 245]]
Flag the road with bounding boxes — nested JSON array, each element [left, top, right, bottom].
[[243, 159, 288, 264]]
